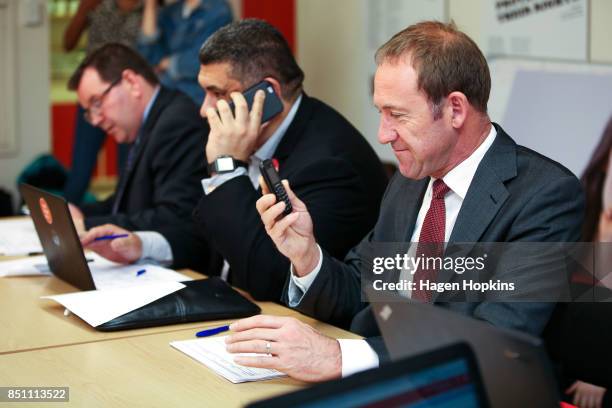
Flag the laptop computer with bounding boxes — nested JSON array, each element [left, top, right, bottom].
[[368, 290, 560, 408], [18, 184, 263, 331], [247, 342, 490, 408], [19, 183, 96, 290]]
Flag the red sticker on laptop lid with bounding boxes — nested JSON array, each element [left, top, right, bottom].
[[39, 197, 53, 225]]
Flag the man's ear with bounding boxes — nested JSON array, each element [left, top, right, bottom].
[[262, 76, 293, 115], [262, 77, 284, 102], [122, 69, 142, 98], [447, 91, 468, 129]]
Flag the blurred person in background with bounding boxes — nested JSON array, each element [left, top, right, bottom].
[[137, 0, 232, 104], [560, 116, 612, 408]]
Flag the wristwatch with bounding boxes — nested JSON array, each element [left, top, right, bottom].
[[207, 155, 249, 174]]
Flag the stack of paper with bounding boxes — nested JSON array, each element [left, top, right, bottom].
[[41, 281, 186, 327], [170, 336, 286, 383], [0, 218, 42, 255], [34, 253, 193, 326]]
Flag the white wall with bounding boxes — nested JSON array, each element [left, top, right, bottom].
[[297, 0, 369, 137], [591, 0, 612, 62], [0, 0, 50, 210], [449, 0, 483, 47]]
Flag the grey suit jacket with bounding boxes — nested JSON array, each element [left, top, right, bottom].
[[283, 124, 585, 360]]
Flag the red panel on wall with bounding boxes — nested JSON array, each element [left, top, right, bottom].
[[241, 0, 296, 53], [51, 103, 78, 169]]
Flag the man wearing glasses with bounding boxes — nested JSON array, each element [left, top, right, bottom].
[[68, 43, 209, 269]]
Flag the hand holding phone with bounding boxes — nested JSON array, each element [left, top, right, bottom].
[[260, 159, 292, 217], [228, 80, 283, 124]]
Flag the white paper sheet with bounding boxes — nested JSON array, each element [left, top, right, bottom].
[[41, 281, 186, 327], [170, 336, 285, 383], [0, 218, 43, 256], [87, 254, 192, 290], [0, 255, 51, 277]]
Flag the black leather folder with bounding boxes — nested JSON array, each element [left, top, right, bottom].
[[96, 277, 261, 331]]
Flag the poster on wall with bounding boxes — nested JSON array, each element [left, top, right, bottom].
[[483, 0, 588, 61]]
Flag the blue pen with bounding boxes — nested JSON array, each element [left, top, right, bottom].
[[136, 269, 146, 276], [94, 234, 129, 242], [196, 325, 230, 338]]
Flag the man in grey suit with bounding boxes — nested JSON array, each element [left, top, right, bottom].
[[222, 21, 585, 382]]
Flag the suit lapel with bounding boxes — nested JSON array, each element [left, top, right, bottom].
[[395, 176, 429, 242], [272, 93, 314, 163], [432, 124, 518, 302]]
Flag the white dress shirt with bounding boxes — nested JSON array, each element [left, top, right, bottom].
[[137, 95, 303, 268], [288, 124, 497, 377]]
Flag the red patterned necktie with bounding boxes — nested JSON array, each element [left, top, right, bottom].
[[412, 179, 451, 302]]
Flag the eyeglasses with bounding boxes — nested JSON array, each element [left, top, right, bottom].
[[83, 77, 122, 124]]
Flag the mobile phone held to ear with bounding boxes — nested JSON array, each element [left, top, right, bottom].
[[229, 80, 283, 123], [260, 159, 292, 217]]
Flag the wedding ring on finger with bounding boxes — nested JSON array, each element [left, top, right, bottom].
[[265, 341, 272, 355]]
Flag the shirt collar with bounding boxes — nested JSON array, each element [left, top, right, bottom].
[[438, 124, 497, 200], [142, 86, 161, 124], [253, 94, 302, 162]]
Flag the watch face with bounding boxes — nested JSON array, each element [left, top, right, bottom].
[[217, 157, 235, 172]]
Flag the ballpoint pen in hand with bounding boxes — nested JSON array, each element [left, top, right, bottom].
[[93, 234, 129, 242]]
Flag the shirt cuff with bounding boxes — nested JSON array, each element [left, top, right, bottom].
[[287, 245, 323, 307], [337, 339, 380, 377], [134, 231, 173, 264], [201, 168, 248, 195]]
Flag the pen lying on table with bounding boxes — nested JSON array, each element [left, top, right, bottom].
[[196, 325, 230, 338]]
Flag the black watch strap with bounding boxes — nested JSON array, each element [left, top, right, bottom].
[[207, 156, 249, 174]]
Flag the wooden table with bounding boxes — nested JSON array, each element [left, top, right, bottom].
[[0, 321, 356, 407], [0, 270, 359, 407], [0, 270, 213, 354]]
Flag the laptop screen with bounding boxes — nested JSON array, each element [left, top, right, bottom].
[[297, 358, 482, 408], [247, 342, 489, 408]]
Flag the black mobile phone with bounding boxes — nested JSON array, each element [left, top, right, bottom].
[[260, 159, 292, 217], [229, 80, 283, 123]]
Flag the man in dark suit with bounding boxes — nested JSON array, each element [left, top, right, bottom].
[[193, 19, 388, 299], [81, 20, 388, 300], [224, 21, 585, 382], [68, 44, 207, 268]]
